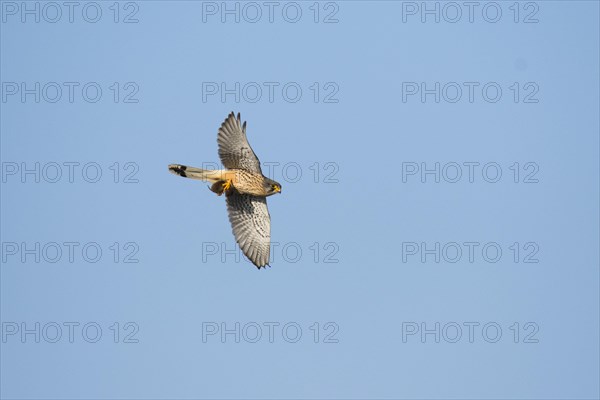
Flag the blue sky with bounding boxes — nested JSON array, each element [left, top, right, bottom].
[[1, 1, 599, 399]]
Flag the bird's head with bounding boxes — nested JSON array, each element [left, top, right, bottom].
[[264, 178, 282, 196]]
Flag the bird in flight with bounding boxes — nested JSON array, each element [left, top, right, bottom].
[[168, 112, 282, 269]]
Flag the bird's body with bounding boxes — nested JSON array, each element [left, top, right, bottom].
[[168, 112, 282, 269], [168, 166, 274, 197]]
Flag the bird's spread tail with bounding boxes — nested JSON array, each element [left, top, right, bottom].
[[168, 164, 223, 182]]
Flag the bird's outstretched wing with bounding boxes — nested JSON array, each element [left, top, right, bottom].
[[217, 112, 262, 174], [225, 191, 271, 268]]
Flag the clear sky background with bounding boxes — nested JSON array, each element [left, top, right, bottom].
[[1, 1, 599, 399]]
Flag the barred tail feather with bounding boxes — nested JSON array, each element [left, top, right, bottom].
[[168, 164, 223, 182]]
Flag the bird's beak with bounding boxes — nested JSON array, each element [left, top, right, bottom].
[[275, 186, 281, 193]]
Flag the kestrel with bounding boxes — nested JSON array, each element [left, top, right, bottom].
[[168, 112, 282, 269]]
